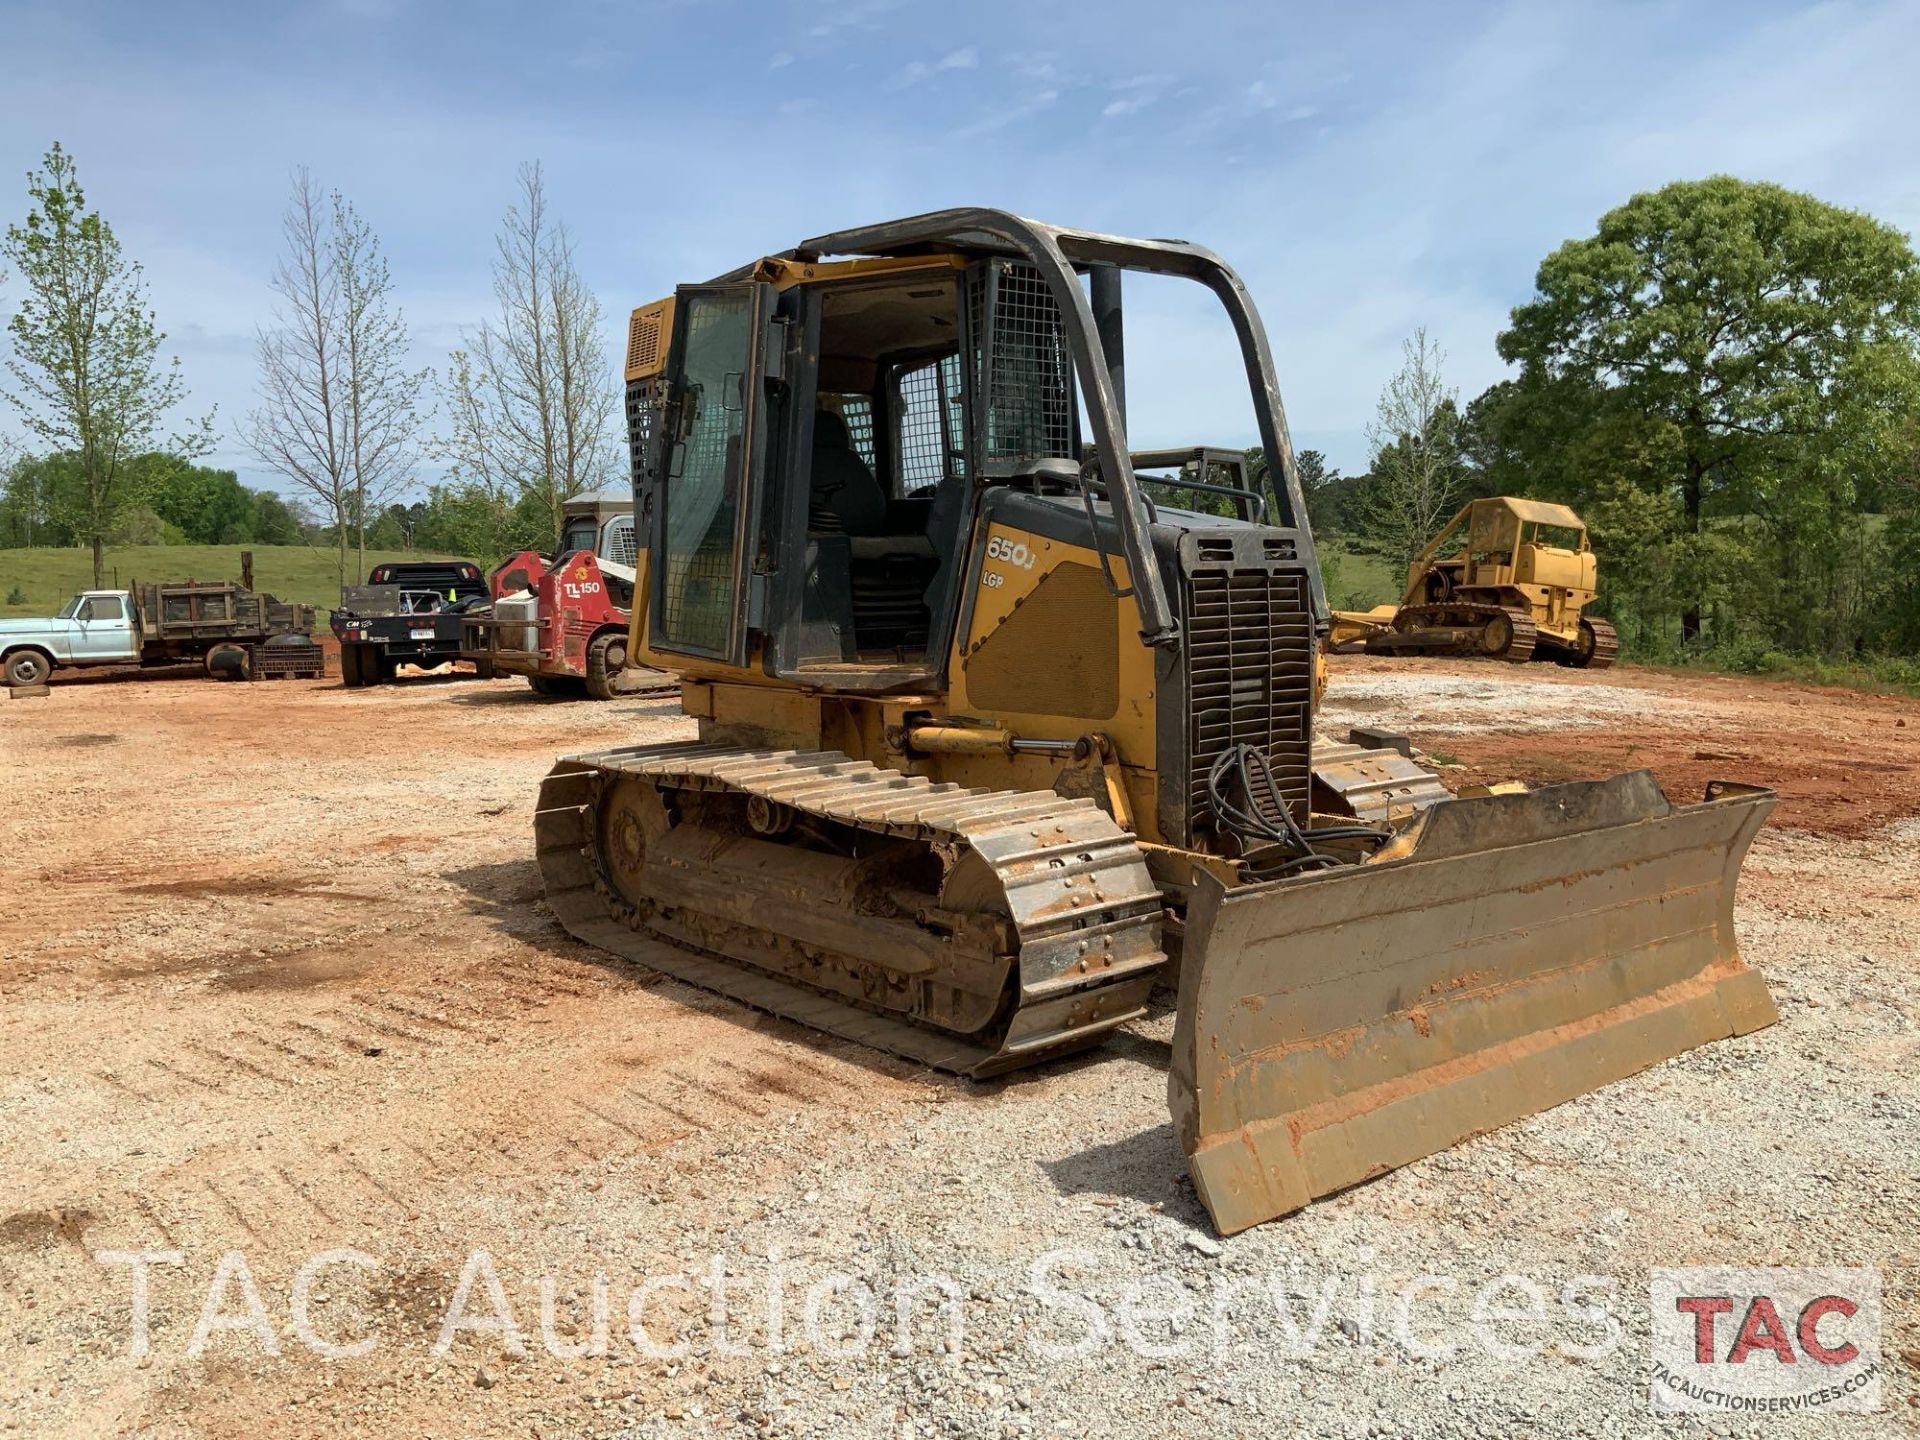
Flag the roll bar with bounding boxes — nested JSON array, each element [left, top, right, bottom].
[[773, 209, 1325, 646]]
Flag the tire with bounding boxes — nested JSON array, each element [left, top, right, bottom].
[[584, 631, 627, 701], [378, 653, 400, 683], [530, 675, 587, 699], [340, 643, 369, 688], [204, 644, 250, 681], [472, 658, 498, 680], [4, 649, 53, 687]]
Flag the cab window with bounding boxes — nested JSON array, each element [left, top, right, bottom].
[[1529, 523, 1585, 552], [890, 352, 966, 496], [80, 596, 125, 622]]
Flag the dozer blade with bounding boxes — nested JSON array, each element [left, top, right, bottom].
[[1169, 771, 1776, 1235]]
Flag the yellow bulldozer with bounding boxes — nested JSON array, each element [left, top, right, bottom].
[[532, 210, 1775, 1235], [1328, 496, 1618, 666]]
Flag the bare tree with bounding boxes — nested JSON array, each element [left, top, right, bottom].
[[2, 143, 210, 585], [435, 162, 618, 549], [1362, 327, 1463, 571], [246, 172, 425, 586], [245, 170, 351, 585], [333, 193, 428, 580]]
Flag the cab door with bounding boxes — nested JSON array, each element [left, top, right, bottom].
[[73, 594, 137, 660], [650, 283, 775, 664]]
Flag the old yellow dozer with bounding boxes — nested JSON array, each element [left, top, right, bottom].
[[532, 211, 1775, 1234], [1328, 496, 1618, 666]]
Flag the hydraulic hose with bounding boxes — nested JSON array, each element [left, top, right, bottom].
[[1205, 743, 1387, 877]]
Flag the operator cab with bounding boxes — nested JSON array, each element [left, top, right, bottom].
[[631, 266, 971, 684], [800, 274, 967, 664], [559, 488, 637, 565], [627, 212, 1323, 695]]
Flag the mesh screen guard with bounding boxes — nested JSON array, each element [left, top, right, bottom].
[[967, 261, 1078, 465]]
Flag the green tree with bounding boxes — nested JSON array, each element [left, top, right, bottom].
[[410, 480, 546, 561], [379, 500, 428, 549], [1361, 329, 1466, 571], [1, 144, 210, 585], [251, 491, 305, 545], [0, 448, 83, 546], [2, 445, 66, 545], [1292, 448, 1346, 534], [1885, 423, 1920, 653], [361, 506, 407, 551], [145, 457, 256, 544], [1497, 176, 1920, 642], [1246, 445, 1368, 538]]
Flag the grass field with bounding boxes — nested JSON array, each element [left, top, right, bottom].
[[1317, 539, 1400, 610], [0, 544, 469, 618]]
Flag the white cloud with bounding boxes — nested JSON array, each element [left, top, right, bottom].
[[951, 88, 1060, 141], [8, 0, 1920, 485], [889, 45, 982, 88], [1099, 71, 1172, 121], [1208, 0, 1920, 460], [1001, 50, 1072, 86], [802, 0, 905, 43]]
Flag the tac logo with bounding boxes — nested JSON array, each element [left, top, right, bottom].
[[1649, 1267, 1882, 1414]]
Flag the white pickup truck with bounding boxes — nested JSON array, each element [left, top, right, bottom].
[[1, 581, 320, 686]]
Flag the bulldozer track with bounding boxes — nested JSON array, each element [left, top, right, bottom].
[[535, 742, 1168, 1078], [1533, 614, 1619, 670], [1370, 603, 1539, 662], [1573, 616, 1619, 670], [1310, 735, 1454, 822]]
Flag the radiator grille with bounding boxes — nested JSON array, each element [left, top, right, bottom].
[[1185, 565, 1315, 836]]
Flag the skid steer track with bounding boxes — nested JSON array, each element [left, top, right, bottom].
[[536, 743, 1167, 1077]]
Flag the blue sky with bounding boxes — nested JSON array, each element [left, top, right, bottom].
[[2, 0, 1918, 494]]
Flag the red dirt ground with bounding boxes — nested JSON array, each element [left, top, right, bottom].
[[1330, 655, 1920, 839]]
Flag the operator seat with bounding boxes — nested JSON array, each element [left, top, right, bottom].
[[810, 410, 889, 536]]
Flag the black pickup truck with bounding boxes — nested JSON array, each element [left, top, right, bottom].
[[332, 561, 493, 687]]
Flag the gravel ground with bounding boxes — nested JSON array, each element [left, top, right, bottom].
[[1, 658, 1915, 1438], [1322, 670, 1714, 734]]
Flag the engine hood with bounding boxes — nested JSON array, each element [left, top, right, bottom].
[[0, 616, 68, 636]]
